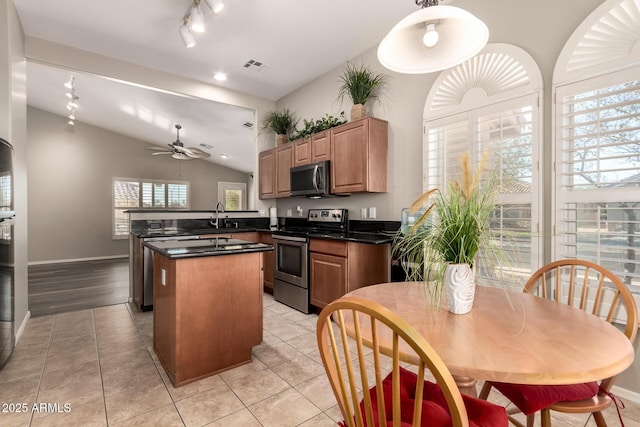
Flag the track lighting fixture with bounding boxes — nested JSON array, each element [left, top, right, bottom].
[[204, 0, 225, 14], [64, 75, 79, 125], [179, 0, 226, 47], [189, 2, 205, 33], [179, 17, 196, 47], [64, 76, 75, 89]]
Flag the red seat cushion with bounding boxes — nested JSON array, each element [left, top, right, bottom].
[[490, 381, 599, 415], [343, 367, 508, 427]]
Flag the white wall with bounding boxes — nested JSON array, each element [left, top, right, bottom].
[[27, 106, 250, 263], [0, 0, 28, 339]]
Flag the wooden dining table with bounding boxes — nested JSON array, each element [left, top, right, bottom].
[[342, 282, 635, 396]]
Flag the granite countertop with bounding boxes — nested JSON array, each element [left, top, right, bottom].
[[132, 227, 259, 238], [143, 237, 273, 259], [307, 231, 395, 245]]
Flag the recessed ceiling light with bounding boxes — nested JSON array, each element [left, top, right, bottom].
[[220, 154, 229, 159], [213, 72, 227, 81]]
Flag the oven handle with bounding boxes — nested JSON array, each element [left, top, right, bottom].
[[273, 234, 308, 243]]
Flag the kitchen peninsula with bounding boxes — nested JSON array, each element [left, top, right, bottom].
[[144, 237, 273, 387]]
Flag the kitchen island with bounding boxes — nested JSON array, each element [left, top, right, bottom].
[[144, 237, 273, 387]]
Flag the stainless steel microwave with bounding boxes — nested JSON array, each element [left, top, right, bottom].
[[290, 160, 330, 197]]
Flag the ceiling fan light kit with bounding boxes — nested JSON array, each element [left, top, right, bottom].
[[179, 0, 225, 47], [377, 0, 489, 74], [147, 124, 211, 160]]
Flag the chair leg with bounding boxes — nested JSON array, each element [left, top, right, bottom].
[[540, 409, 551, 427], [593, 411, 608, 427], [479, 382, 492, 400], [526, 414, 535, 427]]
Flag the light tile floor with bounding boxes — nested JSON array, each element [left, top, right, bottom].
[[0, 294, 638, 426]]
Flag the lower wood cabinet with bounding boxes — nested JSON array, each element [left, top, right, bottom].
[[309, 239, 390, 309]]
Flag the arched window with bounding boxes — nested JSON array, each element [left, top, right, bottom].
[[553, 0, 640, 297], [424, 43, 543, 287]]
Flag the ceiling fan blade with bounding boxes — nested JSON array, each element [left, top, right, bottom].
[[152, 151, 173, 156], [172, 152, 193, 160], [147, 146, 171, 151], [185, 151, 211, 159], [184, 146, 209, 156]]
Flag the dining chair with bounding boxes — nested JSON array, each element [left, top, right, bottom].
[[479, 259, 639, 427], [317, 296, 509, 427]]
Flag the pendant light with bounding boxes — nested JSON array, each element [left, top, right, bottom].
[[377, 0, 489, 74]]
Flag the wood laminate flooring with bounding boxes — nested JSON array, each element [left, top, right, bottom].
[[28, 258, 129, 317]]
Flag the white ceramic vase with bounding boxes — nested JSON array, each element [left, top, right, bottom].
[[444, 263, 475, 314]]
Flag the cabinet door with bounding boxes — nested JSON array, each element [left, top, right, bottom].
[[331, 119, 369, 193], [258, 148, 276, 199], [293, 138, 311, 166], [310, 252, 347, 308], [260, 233, 275, 290], [275, 144, 293, 198], [311, 131, 330, 162]]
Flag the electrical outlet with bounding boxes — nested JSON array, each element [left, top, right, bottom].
[[369, 207, 376, 219], [361, 208, 367, 219]]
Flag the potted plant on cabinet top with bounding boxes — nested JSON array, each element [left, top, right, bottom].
[[393, 151, 502, 314], [337, 62, 387, 121], [262, 109, 298, 146]]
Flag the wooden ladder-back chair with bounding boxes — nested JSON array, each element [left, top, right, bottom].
[[479, 259, 639, 427], [317, 296, 509, 427]]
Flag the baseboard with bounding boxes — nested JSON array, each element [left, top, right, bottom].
[[15, 310, 31, 345], [612, 385, 640, 404], [28, 254, 128, 266]]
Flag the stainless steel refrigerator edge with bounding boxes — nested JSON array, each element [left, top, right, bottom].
[[0, 138, 15, 370]]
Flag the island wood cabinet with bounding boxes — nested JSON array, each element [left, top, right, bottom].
[[331, 117, 388, 194], [259, 144, 293, 199], [309, 238, 390, 309], [153, 251, 263, 387], [293, 130, 330, 166]]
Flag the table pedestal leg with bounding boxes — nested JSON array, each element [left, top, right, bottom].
[[453, 375, 477, 397]]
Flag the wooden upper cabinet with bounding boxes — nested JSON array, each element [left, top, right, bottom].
[[293, 138, 311, 166], [258, 148, 276, 199], [331, 117, 388, 194], [294, 131, 330, 166], [311, 131, 330, 163], [275, 143, 293, 198]]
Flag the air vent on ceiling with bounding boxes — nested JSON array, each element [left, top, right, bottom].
[[242, 122, 254, 129], [199, 143, 214, 150], [243, 59, 271, 72]]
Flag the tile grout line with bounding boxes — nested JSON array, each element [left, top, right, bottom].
[[91, 308, 110, 427], [29, 315, 55, 427]]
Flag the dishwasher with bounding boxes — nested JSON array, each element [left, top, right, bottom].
[[138, 234, 198, 311]]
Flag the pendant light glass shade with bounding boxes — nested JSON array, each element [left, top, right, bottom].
[[377, 5, 489, 74], [179, 23, 196, 47]]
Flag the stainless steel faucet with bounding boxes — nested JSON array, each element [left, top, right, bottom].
[[209, 202, 225, 228]]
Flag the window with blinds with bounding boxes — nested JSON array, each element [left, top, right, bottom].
[[112, 178, 190, 238], [424, 94, 540, 287], [0, 174, 11, 242], [555, 68, 640, 294]]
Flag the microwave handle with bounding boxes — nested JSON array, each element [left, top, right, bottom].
[[312, 164, 319, 192]]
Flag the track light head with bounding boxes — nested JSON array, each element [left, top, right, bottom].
[[204, 0, 224, 14], [189, 3, 205, 33], [64, 76, 75, 89], [179, 21, 196, 47]]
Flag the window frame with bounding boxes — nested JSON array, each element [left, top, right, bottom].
[[112, 177, 190, 239]]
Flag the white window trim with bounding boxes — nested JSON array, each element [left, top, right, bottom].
[[218, 181, 247, 211]]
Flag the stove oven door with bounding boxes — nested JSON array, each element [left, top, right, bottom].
[[273, 235, 309, 313]]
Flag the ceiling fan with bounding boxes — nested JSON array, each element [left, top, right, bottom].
[[147, 124, 211, 160]]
